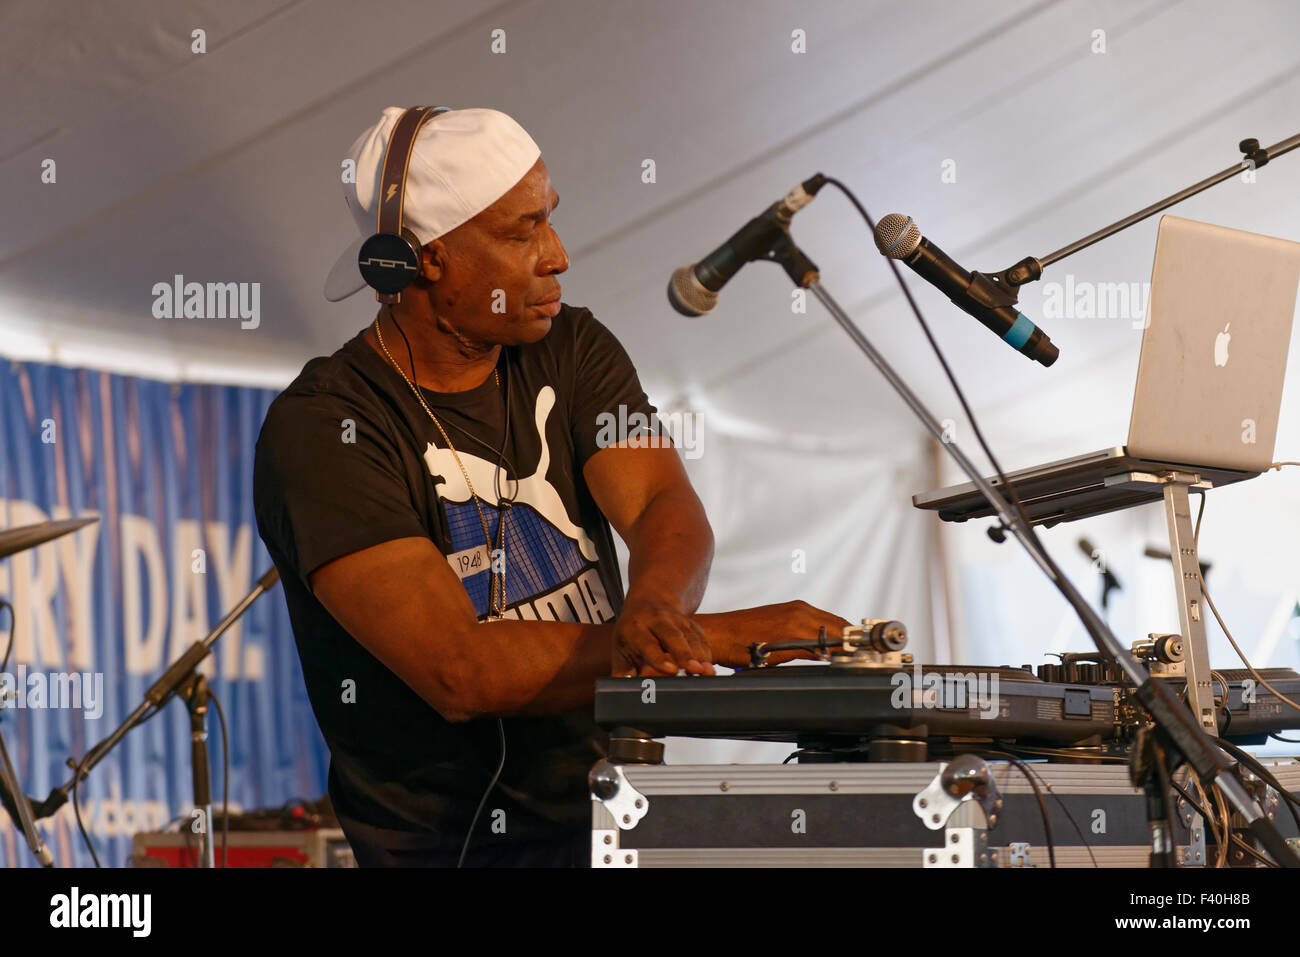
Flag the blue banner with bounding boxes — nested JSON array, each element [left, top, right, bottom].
[[0, 358, 328, 867]]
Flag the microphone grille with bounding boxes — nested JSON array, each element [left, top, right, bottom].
[[874, 214, 921, 259], [667, 266, 718, 317]]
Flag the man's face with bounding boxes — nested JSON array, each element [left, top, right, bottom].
[[421, 157, 568, 348]]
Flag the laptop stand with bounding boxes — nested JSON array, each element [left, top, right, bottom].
[[917, 465, 1242, 736]]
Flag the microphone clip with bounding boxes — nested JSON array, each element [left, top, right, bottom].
[[991, 257, 1044, 290], [760, 227, 820, 290], [969, 268, 1028, 307]]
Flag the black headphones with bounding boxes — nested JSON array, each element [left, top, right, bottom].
[[358, 105, 451, 302], [363, 106, 521, 497]]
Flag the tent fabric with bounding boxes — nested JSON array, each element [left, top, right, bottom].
[[0, 359, 326, 868], [4, 1, 1300, 859]]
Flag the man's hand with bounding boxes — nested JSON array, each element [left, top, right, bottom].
[[585, 442, 715, 678], [695, 601, 853, 670], [612, 595, 716, 678]]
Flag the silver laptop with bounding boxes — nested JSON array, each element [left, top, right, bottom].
[[914, 214, 1300, 526]]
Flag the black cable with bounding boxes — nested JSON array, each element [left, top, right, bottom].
[[386, 306, 523, 485], [389, 307, 420, 394], [70, 702, 165, 867], [994, 742, 1127, 763], [1215, 738, 1300, 832], [1152, 737, 1179, 865], [210, 689, 230, 868], [819, 178, 1300, 864], [1216, 737, 1300, 813], [821, 181, 1044, 565], [1002, 754, 1099, 868], [1271, 733, 1300, 744], [493, 347, 517, 502], [0, 601, 20, 845], [72, 750, 100, 868], [1193, 491, 1300, 717], [984, 750, 1056, 867], [388, 305, 518, 868], [440, 351, 522, 494], [1168, 777, 1268, 868], [457, 348, 517, 868], [821, 179, 1144, 710], [458, 717, 507, 868]]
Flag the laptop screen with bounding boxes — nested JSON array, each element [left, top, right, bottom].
[[1126, 215, 1300, 471]]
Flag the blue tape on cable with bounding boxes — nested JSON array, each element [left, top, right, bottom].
[[1003, 313, 1033, 350]]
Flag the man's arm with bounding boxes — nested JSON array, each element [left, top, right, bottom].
[[307, 443, 715, 722], [309, 536, 618, 721], [308, 438, 838, 720], [309, 534, 843, 724], [582, 441, 717, 676], [583, 442, 713, 613]]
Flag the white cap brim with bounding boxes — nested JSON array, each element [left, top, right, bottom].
[[324, 234, 368, 302]]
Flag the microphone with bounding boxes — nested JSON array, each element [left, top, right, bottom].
[[1079, 537, 1122, 611], [1078, 538, 1122, 593], [874, 214, 1059, 366], [668, 174, 827, 316]]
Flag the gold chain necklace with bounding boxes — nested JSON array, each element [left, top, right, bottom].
[[373, 313, 508, 619]]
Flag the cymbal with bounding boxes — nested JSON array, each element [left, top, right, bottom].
[[0, 516, 99, 561]]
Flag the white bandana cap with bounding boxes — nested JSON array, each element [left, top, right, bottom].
[[324, 106, 541, 301]]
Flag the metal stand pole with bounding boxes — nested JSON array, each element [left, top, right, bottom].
[[29, 567, 280, 859], [180, 674, 215, 868], [0, 720, 53, 866], [996, 131, 1300, 286], [1159, 476, 1218, 734]]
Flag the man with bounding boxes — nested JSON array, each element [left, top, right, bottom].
[[254, 106, 847, 867]]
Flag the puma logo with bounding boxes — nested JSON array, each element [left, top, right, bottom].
[[423, 386, 598, 562]]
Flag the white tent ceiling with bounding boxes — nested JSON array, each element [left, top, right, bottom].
[[5, 0, 1300, 463]]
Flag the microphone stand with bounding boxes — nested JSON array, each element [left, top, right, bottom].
[[0, 711, 54, 866], [0, 516, 100, 866], [904, 133, 1300, 328], [756, 230, 1300, 867], [990, 132, 1300, 289], [1097, 568, 1120, 614], [32, 567, 280, 867]]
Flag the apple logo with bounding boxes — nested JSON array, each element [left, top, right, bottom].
[[1214, 322, 1231, 367]]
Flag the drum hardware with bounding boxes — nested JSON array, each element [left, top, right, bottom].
[[0, 515, 100, 867]]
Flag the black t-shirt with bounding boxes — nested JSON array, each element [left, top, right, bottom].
[[252, 304, 656, 851]]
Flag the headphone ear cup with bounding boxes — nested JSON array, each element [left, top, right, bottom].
[[358, 228, 425, 297], [401, 227, 425, 275]]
